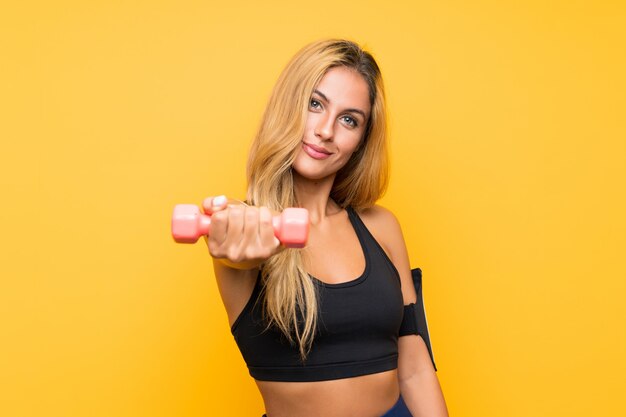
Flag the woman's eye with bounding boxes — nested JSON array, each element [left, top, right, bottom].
[[341, 116, 357, 128], [309, 99, 321, 109]]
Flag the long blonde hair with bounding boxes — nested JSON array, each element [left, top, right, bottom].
[[246, 39, 389, 360]]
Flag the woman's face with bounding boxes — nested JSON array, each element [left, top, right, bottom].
[[292, 66, 371, 182]]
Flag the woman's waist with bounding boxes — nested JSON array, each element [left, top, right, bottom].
[[256, 369, 400, 417]]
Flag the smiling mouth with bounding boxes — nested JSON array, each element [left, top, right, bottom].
[[302, 142, 332, 160]]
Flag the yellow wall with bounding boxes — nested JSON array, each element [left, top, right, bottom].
[[2, 1, 625, 416]]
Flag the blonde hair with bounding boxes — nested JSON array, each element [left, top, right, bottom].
[[246, 39, 389, 360]]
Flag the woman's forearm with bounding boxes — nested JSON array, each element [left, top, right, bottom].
[[399, 369, 449, 417]]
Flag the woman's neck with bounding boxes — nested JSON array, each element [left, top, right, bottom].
[[293, 172, 342, 225]]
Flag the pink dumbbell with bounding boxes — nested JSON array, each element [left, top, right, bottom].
[[171, 204, 309, 248]]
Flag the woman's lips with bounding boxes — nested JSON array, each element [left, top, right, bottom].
[[302, 142, 332, 160]]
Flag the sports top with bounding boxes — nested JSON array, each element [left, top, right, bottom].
[[230, 207, 406, 382]]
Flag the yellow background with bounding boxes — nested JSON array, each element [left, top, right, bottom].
[[2, 1, 625, 416]]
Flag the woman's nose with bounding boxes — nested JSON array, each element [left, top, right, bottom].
[[314, 113, 334, 141]]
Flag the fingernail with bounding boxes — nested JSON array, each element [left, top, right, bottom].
[[213, 195, 227, 207]]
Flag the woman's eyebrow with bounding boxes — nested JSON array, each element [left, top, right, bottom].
[[313, 89, 329, 102], [313, 89, 367, 119]]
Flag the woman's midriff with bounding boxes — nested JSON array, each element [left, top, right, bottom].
[[255, 369, 400, 417]]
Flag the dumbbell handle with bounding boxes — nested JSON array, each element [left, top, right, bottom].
[[171, 204, 309, 248]]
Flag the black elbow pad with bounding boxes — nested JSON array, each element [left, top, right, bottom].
[[399, 268, 437, 371]]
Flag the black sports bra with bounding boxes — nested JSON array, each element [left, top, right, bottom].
[[230, 207, 406, 382]]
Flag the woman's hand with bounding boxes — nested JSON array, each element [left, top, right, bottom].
[[201, 195, 282, 270]]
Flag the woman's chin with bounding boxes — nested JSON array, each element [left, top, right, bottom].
[[292, 168, 336, 183]]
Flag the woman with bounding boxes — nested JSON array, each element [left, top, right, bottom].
[[202, 39, 448, 417]]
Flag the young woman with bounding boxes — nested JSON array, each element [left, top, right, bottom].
[[202, 39, 448, 417]]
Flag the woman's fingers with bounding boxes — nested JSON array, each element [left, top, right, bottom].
[[204, 201, 282, 263], [240, 207, 262, 257], [259, 206, 281, 251], [222, 205, 245, 258], [202, 195, 228, 215], [203, 195, 230, 255]]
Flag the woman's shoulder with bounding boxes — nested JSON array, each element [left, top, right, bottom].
[[356, 204, 401, 230], [354, 204, 405, 254]]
